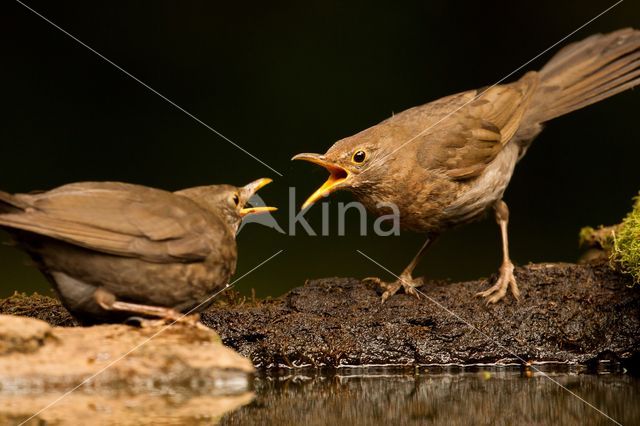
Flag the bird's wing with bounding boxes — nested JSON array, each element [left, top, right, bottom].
[[418, 73, 538, 179], [0, 182, 227, 262]]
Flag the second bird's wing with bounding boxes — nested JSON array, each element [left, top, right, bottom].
[[417, 73, 538, 180], [0, 182, 229, 262]]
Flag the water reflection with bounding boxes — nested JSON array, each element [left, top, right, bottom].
[[2, 367, 638, 425], [1, 391, 254, 426], [222, 367, 639, 425]]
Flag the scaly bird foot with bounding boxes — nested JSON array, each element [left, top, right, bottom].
[[125, 312, 206, 330], [363, 275, 424, 303], [476, 261, 520, 304]]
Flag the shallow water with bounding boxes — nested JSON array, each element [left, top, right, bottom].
[[221, 367, 639, 426], [2, 366, 638, 425]]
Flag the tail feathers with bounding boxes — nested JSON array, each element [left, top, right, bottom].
[[0, 191, 29, 214], [531, 28, 640, 123]]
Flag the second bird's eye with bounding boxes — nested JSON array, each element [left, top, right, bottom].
[[232, 194, 240, 205], [352, 150, 367, 163]]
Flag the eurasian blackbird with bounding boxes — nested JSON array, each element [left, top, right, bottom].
[[293, 28, 640, 303], [0, 179, 275, 324]]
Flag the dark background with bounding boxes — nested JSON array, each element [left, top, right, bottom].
[[1, 0, 638, 298]]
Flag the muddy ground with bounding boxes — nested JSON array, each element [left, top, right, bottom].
[[2, 262, 639, 369]]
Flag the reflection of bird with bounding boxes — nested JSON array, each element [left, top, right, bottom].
[[0, 179, 275, 324], [293, 28, 640, 303]]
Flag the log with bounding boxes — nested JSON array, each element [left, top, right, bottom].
[[202, 263, 639, 369], [2, 263, 638, 370]]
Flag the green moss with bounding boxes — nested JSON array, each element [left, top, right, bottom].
[[579, 225, 616, 250], [611, 194, 640, 286]]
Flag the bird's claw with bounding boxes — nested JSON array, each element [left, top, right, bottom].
[[380, 282, 403, 303], [476, 261, 520, 304], [125, 312, 204, 329], [170, 313, 208, 330], [362, 277, 382, 286], [404, 283, 422, 300], [364, 276, 424, 303]]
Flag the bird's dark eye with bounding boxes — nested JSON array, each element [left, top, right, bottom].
[[232, 194, 240, 206], [352, 150, 367, 164]]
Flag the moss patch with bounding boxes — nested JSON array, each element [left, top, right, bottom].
[[579, 225, 617, 250], [611, 194, 640, 285]]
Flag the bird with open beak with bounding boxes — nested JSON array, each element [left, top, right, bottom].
[[0, 178, 276, 324], [293, 28, 640, 304]]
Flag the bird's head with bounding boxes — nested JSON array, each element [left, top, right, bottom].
[[176, 178, 277, 233], [292, 135, 386, 209]]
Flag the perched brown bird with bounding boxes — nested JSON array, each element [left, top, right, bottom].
[[0, 179, 275, 324], [293, 28, 640, 303]]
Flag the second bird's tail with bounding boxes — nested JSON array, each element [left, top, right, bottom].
[[529, 28, 640, 123]]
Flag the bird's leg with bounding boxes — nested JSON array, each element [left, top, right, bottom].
[[364, 236, 436, 303], [93, 288, 201, 326], [476, 200, 520, 304]]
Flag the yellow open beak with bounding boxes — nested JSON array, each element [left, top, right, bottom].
[[291, 153, 350, 209], [240, 206, 277, 217], [239, 178, 278, 217]]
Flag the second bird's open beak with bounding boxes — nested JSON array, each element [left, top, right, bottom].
[[239, 178, 278, 217], [291, 153, 350, 209]]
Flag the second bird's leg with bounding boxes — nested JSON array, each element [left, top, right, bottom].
[[476, 200, 520, 304], [364, 236, 436, 303], [94, 288, 201, 326]]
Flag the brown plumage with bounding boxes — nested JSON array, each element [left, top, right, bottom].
[[0, 179, 275, 324], [293, 28, 640, 303]]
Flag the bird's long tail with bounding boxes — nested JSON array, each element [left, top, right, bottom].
[[529, 28, 640, 123]]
